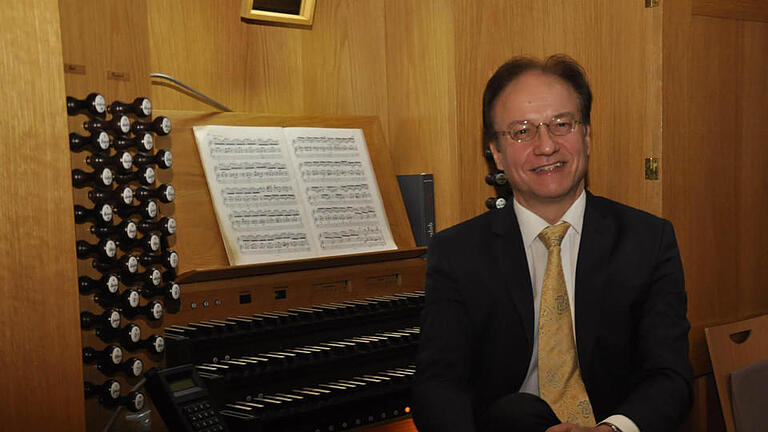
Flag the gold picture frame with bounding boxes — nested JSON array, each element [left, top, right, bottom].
[[240, 0, 316, 26]]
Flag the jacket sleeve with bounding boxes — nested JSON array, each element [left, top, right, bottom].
[[616, 220, 694, 432], [412, 232, 477, 432]]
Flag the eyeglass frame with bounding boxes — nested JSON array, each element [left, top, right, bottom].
[[494, 113, 583, 144]]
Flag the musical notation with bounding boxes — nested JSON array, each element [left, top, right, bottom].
[[229, 209, 303, 230], [237, 232, 311, 254], [292, 135, 358, 157], [298, 160, 365, 182], [214, 162, 290, 183], [305, 184, 372, 205], [312, 206, 378, 227], [318, 227, 386, 250], [221, 186, 298, 208], [209, 135, 282, 158]]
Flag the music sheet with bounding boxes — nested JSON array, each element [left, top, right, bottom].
[[192, 125, 396, 265]]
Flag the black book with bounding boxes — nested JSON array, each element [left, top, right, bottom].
[[397, 173, 435, 247]]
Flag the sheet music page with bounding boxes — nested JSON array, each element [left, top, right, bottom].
[[192, 125, 396, 266], [283, 127, 396, 257], [192, 125, 317, 265]]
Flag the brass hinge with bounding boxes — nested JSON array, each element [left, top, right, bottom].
[[645, 157, 659, 180], [645, 0, 660, 7]]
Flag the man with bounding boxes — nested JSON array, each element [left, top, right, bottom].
[[412, 55, 692, 432]]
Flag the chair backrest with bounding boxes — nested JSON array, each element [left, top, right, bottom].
[[705, 315, 768, 432]]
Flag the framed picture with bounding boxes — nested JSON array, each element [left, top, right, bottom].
[[240, 0, 316, 26]]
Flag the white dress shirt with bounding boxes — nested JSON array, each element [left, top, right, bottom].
[[513, 190, 639, 432]]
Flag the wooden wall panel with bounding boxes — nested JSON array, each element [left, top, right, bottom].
[[693, 0, 768, 23], [0, 0, 85, 430], [454, 0, 663, 221]]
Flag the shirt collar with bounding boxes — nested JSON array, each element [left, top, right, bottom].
[[513, 189, 587, 248]]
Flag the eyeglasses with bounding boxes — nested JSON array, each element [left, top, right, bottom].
[[495, 114, 582, 143]]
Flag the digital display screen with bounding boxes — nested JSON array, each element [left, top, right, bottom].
[[169, 377, 197, 393], [251, 0, 302, 15]]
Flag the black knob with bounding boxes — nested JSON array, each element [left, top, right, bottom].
[[84, 379, 121, 403], [124, 334, 164, 355], [90, 219, 138, 243], [108, 97, 152, 118], [94, 288, 141, 311], [113, 132, 154, 152], [117, 233, 161, 254], [485, 196, 507, 210], [134, 184, 174, 203], [69, 131, 111, 152], [125, 266, 164, 288], [95, 322, 142, 345], [74, 203, 113, 226], [115, 200, 158, 220], [92, 254, 139, 278], [140, 250, 178, 270], [114, 165, 156, 187], [72, 167, 113, 189], [130, 116, 171, 136], [88, 184, 134, 207], [133, 149, 172, 169], [79, 273, 120, 296], [83, 114, 131, 135], [483, 147, 494, 161], [141, 281, 180, 302], [80, 309, 121, 331], [122, 299, 164, 321], [485, 172, 508, 186], [137, 216, 176, 236], [76, 239, 117, 260], [67, 93, 106, 118], [82, 345, 123, 369], [86, 150, 134, 173]]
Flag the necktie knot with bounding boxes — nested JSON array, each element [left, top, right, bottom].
[[538, 222, 570, 250]]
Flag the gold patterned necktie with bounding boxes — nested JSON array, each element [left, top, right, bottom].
[[537, 222, 595, 426]]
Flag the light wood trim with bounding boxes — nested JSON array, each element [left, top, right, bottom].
[[0, 0, 85, 430], [240, 0, 316, 26], [155, 110, 416, 276], [693, 0, 768, 23]]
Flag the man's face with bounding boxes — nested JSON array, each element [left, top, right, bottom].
[[489, 71, 590, 213]]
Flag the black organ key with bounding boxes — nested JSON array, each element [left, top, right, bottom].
[[67, 93, 107, 118], [135, 184, 174, 203], [485, 171, 508, 186], [90, 219, 138, 243], [114, 165, 156, 187], [80, 309, 121, 331], [113, 132, 154, 152], [108, 97, 152, 118], [88, 184, 134, 207], [84, 114, 131, 135], [92, 253, 139, 278], [139, 249, 178, 270], [94, 288, 141, 311], [82, 345, 123, 369], [140, 281, 180, 302], [86, 150, 133, 173], [122, 299, 164, 322], [130, 116, 171, 136], [133, 149, 172, 169], [115, 199, 158, 219], [137, 216, 176, 236], [117, 232, 161, 254], [124, 333, 165, 355], [70, 130, 111, 153], [76, 238, 117, 260], [78, 273, 120, 296], [72, 167, 113, 189]]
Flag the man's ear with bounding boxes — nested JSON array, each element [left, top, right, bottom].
[[583, 124, 591, 156], [489, 142, 505, 171]]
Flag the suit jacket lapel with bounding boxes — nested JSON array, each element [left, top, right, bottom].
[[492, 203, 535, 346], [575, 192, 615, 380]]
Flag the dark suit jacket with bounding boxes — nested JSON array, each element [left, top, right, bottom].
[[412, 192, 693, 432]]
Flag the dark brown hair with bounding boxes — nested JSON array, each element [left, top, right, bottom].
[[482, 54, 592, 146]]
